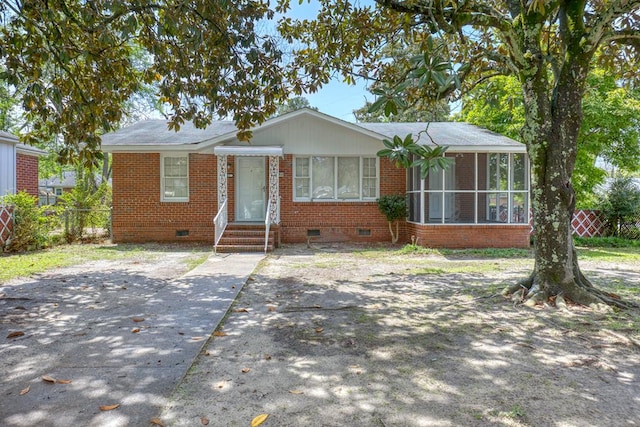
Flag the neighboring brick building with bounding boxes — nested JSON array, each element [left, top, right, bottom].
[[1, 130, 45, 199], [102, 109, 530, 250]]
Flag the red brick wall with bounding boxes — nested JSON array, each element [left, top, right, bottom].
[[111, 153, 216, 242], [278, 155, 406, 244], [406, 223, 530, 248], [110, 151, 530, 248], [16, 153, 39, 198]]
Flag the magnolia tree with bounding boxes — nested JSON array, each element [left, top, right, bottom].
[[0, 0, 290, 167], [278, 0, 640, 309]]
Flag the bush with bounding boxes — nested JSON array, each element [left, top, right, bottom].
[[1, 191, 54, 252], [377, 194, 407, 243]]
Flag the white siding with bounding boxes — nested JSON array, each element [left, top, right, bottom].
[[223, 114, 383, 156], [0, 141, 16, 197]]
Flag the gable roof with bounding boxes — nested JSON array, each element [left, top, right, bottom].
[[101, 108, 524, 153]]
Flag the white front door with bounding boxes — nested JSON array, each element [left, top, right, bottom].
[[236, 157, 266, 221]]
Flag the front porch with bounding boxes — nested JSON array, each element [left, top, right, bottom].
[[213, 146, 283, 253]]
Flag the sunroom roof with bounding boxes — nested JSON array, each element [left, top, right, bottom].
[[358, 122, 523, 147]]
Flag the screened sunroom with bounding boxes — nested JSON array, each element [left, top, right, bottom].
[[407, 151, 530, 225]]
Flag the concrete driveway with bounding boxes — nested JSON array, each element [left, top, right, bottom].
[[0, 249, 263, 427]]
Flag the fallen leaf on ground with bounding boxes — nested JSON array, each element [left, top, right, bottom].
[[56, 379, 72, 384], [289, 390, 304, 394], [192, 336, 203, 341], [149, 417, 165, 426], [132, 328, 141, 333], [267, 306, 276, 312], [132, 317, 145, 322], [41, 375, 56, 383], [204, 351, 211, 356], [315, 327, 324, 333], [241, 368, 251, 373], [7, 331, 25, 339], [213, 331, 227, 337], [19, 386, 30, 395], [99, 404, 120, 411], [264, 354, 272, 360], [201, 416, 210, 425], [232, 308, 248, 313], [251, 413, 269, 427]]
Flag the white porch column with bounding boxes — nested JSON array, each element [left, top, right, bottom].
[[217, 154, 228, 209], [268, 155, 280, 224]]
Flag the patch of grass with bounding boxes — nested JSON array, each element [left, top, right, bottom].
[[576, 247, 640, 262], [394, 244, 441, 255], [184, 253, 210, 271], [408, 267, 446, 275], [0, 244, 147, 282], [440, 247, 533, 258], [574, 236, 640, 248]]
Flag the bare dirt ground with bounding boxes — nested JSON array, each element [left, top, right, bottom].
[[163, 244, 640, 427]]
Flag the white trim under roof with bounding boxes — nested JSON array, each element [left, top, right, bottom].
[[213, 145, 284, 157], [16, 143, 47, 157]]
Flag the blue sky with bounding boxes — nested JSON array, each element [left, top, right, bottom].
[[280, 0, 375, 122]]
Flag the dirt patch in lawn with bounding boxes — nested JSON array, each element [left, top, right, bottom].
[[163, 244, 640, 427]]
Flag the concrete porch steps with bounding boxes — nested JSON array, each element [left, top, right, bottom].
[[215, 223, 278, 253]]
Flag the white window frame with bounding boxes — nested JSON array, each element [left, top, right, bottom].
[[293, 156, 379, 201], [161, 153, 189, 202]]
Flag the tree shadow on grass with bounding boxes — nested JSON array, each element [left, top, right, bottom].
[[164, 247, 640, 426]]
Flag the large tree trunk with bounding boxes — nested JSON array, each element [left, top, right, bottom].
[[503, 45, 637, 310]]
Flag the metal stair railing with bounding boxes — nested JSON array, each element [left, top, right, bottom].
[[213, 199, 228, 254]]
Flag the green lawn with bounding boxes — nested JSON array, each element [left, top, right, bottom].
[[0, 244, 151, 282]]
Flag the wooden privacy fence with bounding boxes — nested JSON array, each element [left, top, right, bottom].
[[0, 204, 13, 248]]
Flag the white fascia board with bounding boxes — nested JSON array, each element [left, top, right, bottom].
[[445, 145, 527, 153], [16, 144, 47, 157], [101, 144, 201, 153], [213, 145, 284, 157]]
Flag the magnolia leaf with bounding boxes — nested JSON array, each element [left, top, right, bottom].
[[132, 328, 141, 333], [19, 386, 30, 395], [289, 389, 304, 394], [7, 331, 25, 339], [213, 331, 227, 337], [251, 413, 269, 427], [131, 317, 145, 322], [99, 404, 120, 411], [42, 375, 56, 383], [56, 379, 72, 384], [150, 418, 165, 426], [315, 327, 324, 333], [232, 308, 248, 313]]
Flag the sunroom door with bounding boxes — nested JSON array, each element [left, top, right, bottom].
[[428, 161, 455, 221], [236, 157, 266, 221]]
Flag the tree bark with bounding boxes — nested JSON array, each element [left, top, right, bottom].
[[504, 39, 637, 309]]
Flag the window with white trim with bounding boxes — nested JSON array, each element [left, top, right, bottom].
[[161, 154, 189, 202], [294, 156, 379, 201]]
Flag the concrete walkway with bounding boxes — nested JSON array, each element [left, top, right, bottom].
[[0, 252, 263, 427]]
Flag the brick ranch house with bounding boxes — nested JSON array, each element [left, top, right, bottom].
[[1, 130, 45, 198], [101, 109, 530, 251]]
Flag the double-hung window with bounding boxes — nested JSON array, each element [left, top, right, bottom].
[[294, 156, 378, 201], [161, 154, 189, 202]]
